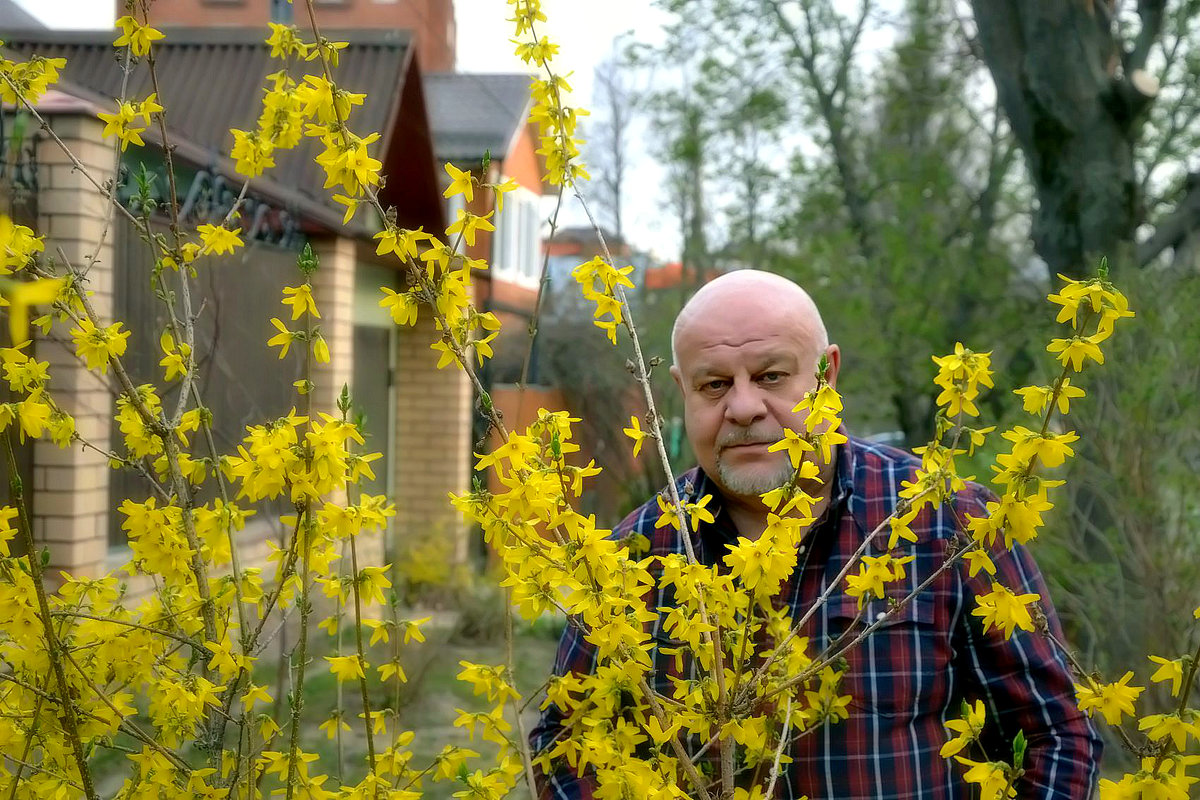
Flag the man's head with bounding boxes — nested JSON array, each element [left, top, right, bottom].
[[670, 270, 840, 506]]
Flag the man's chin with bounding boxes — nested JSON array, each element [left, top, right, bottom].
[[714, 462, 793, 499]]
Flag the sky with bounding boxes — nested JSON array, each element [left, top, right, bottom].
[[14, 0, 678, 259]]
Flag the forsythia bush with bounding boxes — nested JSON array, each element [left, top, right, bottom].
[[0, 1, 1196, 798]]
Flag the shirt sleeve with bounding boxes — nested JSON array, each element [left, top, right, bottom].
[[954, 488, 1104, 799], [528, 616, 598, 800]]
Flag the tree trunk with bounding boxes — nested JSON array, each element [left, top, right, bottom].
[[970, 0, 1150, 277]]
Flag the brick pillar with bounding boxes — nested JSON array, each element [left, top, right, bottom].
[[309, 237, 354, 417], [393, 311, 472, 563], [32, 113, 116, 578]]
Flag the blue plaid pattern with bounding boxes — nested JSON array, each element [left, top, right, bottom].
[[530, 434, 1102, 799]]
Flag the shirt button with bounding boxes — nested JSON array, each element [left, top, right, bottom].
[[875, 611, 887, 622], [798, 545, 805, 554]]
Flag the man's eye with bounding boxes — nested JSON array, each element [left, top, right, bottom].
[[701, 380, 728, 392], [759, 372, 785, 384]]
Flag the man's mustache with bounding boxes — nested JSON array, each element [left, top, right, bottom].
[[716, 429, 781, 450]]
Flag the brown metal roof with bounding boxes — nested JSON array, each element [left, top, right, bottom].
[[3, 28, 443, 235]]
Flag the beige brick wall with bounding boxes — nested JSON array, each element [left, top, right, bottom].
[[32, 113, 116, 578], [310, 236, 355, 418], [392, 311, 473, 563]]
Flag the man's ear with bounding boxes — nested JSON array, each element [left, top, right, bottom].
[[670, 364, 684, 393], [825, 344, 841, 389]]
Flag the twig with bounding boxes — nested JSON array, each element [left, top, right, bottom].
[[764, 696, 793, 799]]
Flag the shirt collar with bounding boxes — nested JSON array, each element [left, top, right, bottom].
[[686, 430, 858, 553]]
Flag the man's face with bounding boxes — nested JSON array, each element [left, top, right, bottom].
[[671, 294, 837, 505]]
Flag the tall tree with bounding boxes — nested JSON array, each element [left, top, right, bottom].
[[970, 0, 1200, 275], [588, 46, 637, 241], [970, 1, 1200, 739], [645, 0, 1029, 445]]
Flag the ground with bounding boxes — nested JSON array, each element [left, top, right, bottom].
[[89, 610, 564, 798]]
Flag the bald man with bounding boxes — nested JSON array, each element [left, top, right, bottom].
[[531, 270, 1101, 799]]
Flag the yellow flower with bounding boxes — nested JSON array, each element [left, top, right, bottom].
[[1001, 426, 1079, 469], [312, 333, 331, 364], [265, 22, 309, 59], [641, 713, 682, 746], [397, 617, 429, 644], [45, 410, 74, 448], [325, 654, 367, 683], [158, 329, 191, 382], [654, 493, 680, 530], [1148, 655, 1186, 697], [971, 583, 1040, 639], [378, 660, 407, 684], [622, 415, 650, 458], [940, 699, 986, 757], [229, 128, 275, 177], [443, 163, 475, 203], [445, 208, 495, 247], [0, 506, 18, 557], [380, 287, 420, 325], [962, 548, 996, 578], [357, 565, 392, 605], [0, 214, 45, 274], [280, 284, 319, 320], [0, 55, 67, 106], [794, 383, 844, 432], [1, 276, 61, 345], [767, 427, 814, 468], [241, 684, 272, 713], [1075, 671, 1144, 725], [887, 505, 919, 549], [319, 712, 351, 740], [16, 394, 50, 442], [266, 318, 296, 358], [114, 15, 165, 57], [332, 193, 359, 224], [97, 99, 150, 151], [70, 319, 130, 373], [374, 225, 430, 259], [1046, 335, 1105, 372], [954, 757, 1016, 800], [197, 224, 243, 256], [359, 709, 388, 736], [1137, 712, 1199, 752], [314, 130, 382, 195], [685, 494, 716, 529]]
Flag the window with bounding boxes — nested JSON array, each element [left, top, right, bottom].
[[269, 0, 293, 20], [491, 182, 542, 288]]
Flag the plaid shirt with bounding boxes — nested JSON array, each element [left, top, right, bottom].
[[530, 434, 1102, 799]]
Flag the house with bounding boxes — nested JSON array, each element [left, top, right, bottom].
[[423, 71, 559, 440], [1, 21, 484, 575]]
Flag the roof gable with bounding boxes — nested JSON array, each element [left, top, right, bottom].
[[0, 0, 43, 30], [423, 72, 533, 164]]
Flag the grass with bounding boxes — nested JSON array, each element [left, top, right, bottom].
[[84, 604, 565, 798], [290, 614, 562, 797]]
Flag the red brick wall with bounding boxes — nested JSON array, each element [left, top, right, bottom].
[[505, 123, 543, 193], [141, 0, 456, 72]]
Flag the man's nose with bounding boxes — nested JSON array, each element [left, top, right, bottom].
[[723, 379, 767, 426]]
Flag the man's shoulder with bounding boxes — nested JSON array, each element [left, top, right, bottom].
[[612, 467, 702, 545], [846, 433, 996, 534]]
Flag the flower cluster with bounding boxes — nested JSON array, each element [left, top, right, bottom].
[[452, 401, 860, 797], [510, 0, 589, 186], [571, 256, 635, 344], [0, 49, 65, 105], [97, 93, 163, 151]]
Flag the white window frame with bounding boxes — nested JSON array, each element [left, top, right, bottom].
[[490, 181, 542, 289]]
